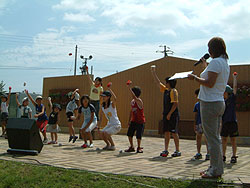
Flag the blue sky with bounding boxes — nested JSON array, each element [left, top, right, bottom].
[[0, 0, 250, 93]]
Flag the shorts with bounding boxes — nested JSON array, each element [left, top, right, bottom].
[[1, 112, 8, 123], [46, 124, 61, 133], [163, 114, 179, 133], [66, 112, 74, 122], [127, 122, 145, 139], [36, 120, 48, 133], [195, 124, 203, 134], [80, 120, 97, 132], [220, 122, 239, 137], [102, 124, 121, 135]]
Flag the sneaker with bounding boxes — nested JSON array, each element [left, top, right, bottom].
[[230, 156, 238, 163], [81, 144, 88, 148], [160, 150, 169, 157], [48, 141, 54, 145], [108, 146, 116, 151], [192, 153, 202, 160], [172, 151, 181, 157], [125, 147, 135, 152], [103, 145, 110, 150], [43, 138, 48, 144], [89, 143, 94, 148], [205, 154, 210, 160], [223, 156, 226, 162], [72, 136, 78, 143], [69, 136, 74, 142]]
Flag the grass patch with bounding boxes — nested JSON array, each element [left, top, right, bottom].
[[0, 159, 219, 188]]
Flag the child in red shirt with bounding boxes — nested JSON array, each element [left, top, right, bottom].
[[125, 82, 145, 153]]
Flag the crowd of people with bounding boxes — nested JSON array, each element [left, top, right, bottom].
[[0, 37, 239, 179]]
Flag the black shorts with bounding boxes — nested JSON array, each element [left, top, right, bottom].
[[163, 114, 179, 133], [66, 112, 74, 122], [220, 122, 239, 137], [127, 122, 145, 139], [1, 112, 8, 122]]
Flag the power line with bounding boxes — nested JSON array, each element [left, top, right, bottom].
[[0, 65, 70, 70], [0, 33, 156, 53]]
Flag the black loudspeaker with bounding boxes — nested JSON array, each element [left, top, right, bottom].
[[6, 118, 43, 153]]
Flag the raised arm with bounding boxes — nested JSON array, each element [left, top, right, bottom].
[[107, 87, 117, 108], [127, 84, 143, 109], [25, 90, 36, 106], [71, 89, 79, 100], [6, 87, 12, 106], [86, 69, 94, 86], [233, 73, 237, 95], [15, 93, 21, 107], [151, 66, 163, 89], [48, 97, 52, 112]]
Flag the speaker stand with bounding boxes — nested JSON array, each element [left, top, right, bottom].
[[7, 149, 39, 156]]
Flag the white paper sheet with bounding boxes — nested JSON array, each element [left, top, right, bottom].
[[169, 71, 193, 80]]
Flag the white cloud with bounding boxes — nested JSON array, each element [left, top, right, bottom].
[[63, 12, 95, 23], [53, 0, 97, 11], [100, 0, 250, 39]]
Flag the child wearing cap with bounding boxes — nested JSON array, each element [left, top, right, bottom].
[[125, 83, 145, 153], [0, 87, 11, 137], [47, 97, 61, 144], [77, 95, 97, 148], [221, 73, 239, 163], [15, 93, 32, 119], [97, 86, 121, 151], [66, 89, 80, 143], [192, 89, 210, 161], [25, 90, 48, 144], [151, 66, 181, 157], [87, 69, 103, 121]]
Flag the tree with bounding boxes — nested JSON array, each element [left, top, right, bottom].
[[0, 80, 6, 96]]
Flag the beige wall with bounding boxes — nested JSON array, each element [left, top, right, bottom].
[[43, 57, 250, 137]]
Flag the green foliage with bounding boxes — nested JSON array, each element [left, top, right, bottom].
[[0, 160, 221, 188]]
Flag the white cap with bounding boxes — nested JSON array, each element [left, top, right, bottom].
[[35, 96, 43, 100], [22, 97, 29, 103]]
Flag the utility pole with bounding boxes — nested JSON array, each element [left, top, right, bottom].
[[156, 45, 174, 57], [74, 45, 78, 76]]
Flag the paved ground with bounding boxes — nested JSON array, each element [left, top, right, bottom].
[[0, 133, 249, 184]]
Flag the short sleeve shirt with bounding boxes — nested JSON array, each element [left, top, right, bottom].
[[193, 102, 201, 125], [160, 83, 179, 116], [198, 56, 230, 102], [19, 105, 32, 118], [160, 83, 178, 103], [78, 104, 97, 123], [222, 93, 237, 124], [89, 84, 103, 101], [66, 100, 78, 113]]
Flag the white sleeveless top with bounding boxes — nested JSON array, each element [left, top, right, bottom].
[[102, 102, 121, 126]]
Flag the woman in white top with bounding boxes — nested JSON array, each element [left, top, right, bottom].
[[188, 37, 230, 179], [97, 85, 121, 151]]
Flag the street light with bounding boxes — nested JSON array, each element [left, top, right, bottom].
[[79, 55, 93, 75]]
